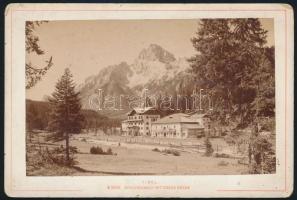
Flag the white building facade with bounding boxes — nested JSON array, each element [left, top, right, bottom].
[[122, 109, 211, 139], [151, 113, 205, 139], [121, 107, 161, 136], [188, 112, 211, 136]]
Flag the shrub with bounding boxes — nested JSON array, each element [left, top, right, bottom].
[[218, 160, 229, 166], [152, 148, 180, 156], [152, 148, 160, 152], [69, 146, 78, 153], [90, 146, 104, 154], [162, 149, 180, 156], [249, 136, 276, 174], [204, 137, 214, 156], [260, 117, 275, 132], [214, 153, 230, 158], [90, 146, 114, 155], [172, 150, 180, 156], [106, 148, 113, 155], [34, 145, 78, 167]]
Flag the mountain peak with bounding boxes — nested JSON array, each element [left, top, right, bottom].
[[148, 43, 164, 50], [138, 44, 176, 63]]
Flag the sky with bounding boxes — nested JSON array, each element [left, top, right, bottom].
[[26, 18, 274, 101]]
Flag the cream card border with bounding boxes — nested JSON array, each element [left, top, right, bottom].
[[4, 3, 294, 198]]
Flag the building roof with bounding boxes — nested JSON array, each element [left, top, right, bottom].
[[188, 111, 211, 118], [152, 113, 198, 124], [127, 107, 160, 116]]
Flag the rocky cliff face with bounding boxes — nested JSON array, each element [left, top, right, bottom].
[[78, 44, 196, 118]]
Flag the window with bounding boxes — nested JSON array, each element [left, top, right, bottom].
[[146, 122, 149, 125], [146, 127, 149, 130]]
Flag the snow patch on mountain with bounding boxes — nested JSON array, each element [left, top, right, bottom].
[[78, 44, 193, 113], [127, 44, 190, 88]]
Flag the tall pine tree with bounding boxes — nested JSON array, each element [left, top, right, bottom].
[[48, 68, 84, 164], [188, 19, 272, 127]]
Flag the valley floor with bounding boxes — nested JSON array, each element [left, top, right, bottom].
[[27, 131, 249, 176]]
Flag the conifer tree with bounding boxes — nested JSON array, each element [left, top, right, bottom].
[[48, 68, 84, 165], [188, 19, 272, 127], [26, 21, 53, 89]]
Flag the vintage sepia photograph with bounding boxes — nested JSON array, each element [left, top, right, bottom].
[[5, 3, 294, 198], [25, 18, 276, 176]]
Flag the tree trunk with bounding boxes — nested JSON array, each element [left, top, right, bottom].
[[65, 132, 70, 165]]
